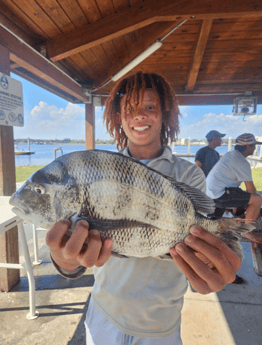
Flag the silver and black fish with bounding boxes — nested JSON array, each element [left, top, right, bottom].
[[10, 150, 253, 259]]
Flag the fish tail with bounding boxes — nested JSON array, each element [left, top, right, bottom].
[[214, 218, 256, 260]]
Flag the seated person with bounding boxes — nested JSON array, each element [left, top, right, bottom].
[[195, 130, 225, 177], [206, 133, 262, 244]]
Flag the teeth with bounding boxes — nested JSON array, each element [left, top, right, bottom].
[[133, 126, 149, 131]]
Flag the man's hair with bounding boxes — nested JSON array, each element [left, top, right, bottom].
[[235, 144, 247, 152], [103, 71, 180, 150]]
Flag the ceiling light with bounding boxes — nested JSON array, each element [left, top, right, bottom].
[[111, 40, 163, 82]]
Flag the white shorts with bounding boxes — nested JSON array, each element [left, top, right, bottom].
[[85, 298, 183, 345]]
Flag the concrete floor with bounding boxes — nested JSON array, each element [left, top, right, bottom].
[[0, 224, 262, 345]]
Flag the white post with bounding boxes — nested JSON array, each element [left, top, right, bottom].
[[187, 137, 191, 154], [172, 141, 175, 153], [228, 137, 232, 151]]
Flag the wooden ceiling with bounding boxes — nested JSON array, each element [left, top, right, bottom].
[[1, 0, 262, 105]]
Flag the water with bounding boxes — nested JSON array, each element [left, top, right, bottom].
[[14, 143, 260, 167]]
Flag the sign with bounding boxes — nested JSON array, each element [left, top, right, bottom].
[[0, 73, 24, 127]]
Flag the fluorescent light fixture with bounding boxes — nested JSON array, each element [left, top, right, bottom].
[[111, 40, 163, 82]]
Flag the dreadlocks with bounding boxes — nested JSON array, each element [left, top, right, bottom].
[[103, 71, 180, 150]]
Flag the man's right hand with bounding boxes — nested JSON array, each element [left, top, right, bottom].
[[46, 219, 113, 270]]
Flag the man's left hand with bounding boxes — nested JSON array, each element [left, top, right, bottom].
[[170, 226, 241, 294]]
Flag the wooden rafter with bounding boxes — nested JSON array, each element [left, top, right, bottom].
[[95, 21, 183, 88], [45, 0, 262, 62], [0, 26, 89, 103], [186, 19, 213, 92]]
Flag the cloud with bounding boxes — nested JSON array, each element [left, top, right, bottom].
[[179, 112, 262, 139], [15, 102, 112, 140]]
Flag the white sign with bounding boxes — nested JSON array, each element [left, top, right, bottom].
[[0, 73, 24, 127]]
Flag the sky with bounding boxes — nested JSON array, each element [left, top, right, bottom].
[[12, 74, 262, 141]]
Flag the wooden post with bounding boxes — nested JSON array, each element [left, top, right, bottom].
[[0, 45, 20, 291], [85, 103, 95, 150]]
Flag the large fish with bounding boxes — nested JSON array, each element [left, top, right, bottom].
[[10, 150, 253, 259]]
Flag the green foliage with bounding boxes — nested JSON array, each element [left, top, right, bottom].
[[16, 165, 45, 183], [241, 168, 262, 191]]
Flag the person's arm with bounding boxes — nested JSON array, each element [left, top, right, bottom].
[[244, 181, 257, 194], [195, 160, 202, 168], [46, 219, 113, 278], [170, 226, 241, 294]]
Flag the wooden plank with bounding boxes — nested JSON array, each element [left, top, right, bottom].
[[0, 1, 49, 40], [186, 19, 213, 91], [77, 0, 101, 23], [112, 36, 128, 57], [11, 0, 62, 38], [80, 49, 105, 80], [46, 0, 262, 61], [0, 44, 20, 292], [57, 0, 88, 28], [206, 39, 262, 50], [101, 40, 119, 64], [96, 21, 189, 87], [85, 104, 95, 150], [68, 54, 96, 80], [35, 0, 76, 33]]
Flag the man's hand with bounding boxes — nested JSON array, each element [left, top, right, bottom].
[[170, 226, 241, 294], [46, 219, 113, 270]]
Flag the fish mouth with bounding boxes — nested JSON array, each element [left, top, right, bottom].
[[9, 195, 30, 216]]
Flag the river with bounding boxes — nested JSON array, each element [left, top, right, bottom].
[[14, 143, 261, 167]]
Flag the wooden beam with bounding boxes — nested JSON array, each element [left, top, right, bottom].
[[85, 104, 95, 150], [46, 0, 262, 62], [0, 26, 90, 103], [96, 21, 181, 88], [186, 19, 213, 92], [0, 44, 20, 292]]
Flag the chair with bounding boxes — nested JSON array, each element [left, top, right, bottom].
[[31, 224, 48, 265], [0, 196, 39, 319]]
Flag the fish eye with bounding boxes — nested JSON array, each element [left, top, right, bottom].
[[34, 185, 45, 195]]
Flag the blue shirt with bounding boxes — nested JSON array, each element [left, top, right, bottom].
[[195, 146, 220, 177]]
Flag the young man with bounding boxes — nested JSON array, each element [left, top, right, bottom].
[[206, 133, 262, 243], [46, 72, 241, 345], [195, 130, 226, 177]]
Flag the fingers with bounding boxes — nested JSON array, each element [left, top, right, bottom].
[[46, 219, 113, 269], [242, 231, 262, 244], [188, 226, 241, 272], [46, 219, 71, 249], [63, 220, 89, 259], [170, 244, 213, 294], [170, 226, 241, 292]]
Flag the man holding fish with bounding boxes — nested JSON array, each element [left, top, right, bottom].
[[11, 72, 256, 344]]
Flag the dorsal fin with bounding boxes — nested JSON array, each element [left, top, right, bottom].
[[174, 181, 215, 216]]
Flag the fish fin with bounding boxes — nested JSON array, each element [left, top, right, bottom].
[[111, 252, 129, 259], [173, 181, 216, 215], [214, 218, 257, 259]]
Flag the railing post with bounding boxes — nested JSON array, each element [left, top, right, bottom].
[[228, 137, 232, 151]]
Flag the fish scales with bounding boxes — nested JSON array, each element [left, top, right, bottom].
[[9, 150, 254, 259]]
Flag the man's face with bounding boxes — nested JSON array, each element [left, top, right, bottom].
[[212, 136, 222, 147], [247, 144, 256, 156], [118, 89, 163, 151]]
